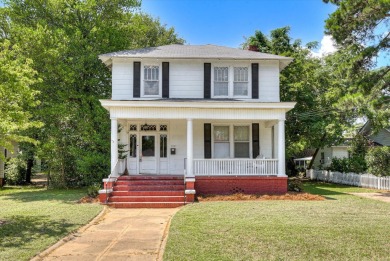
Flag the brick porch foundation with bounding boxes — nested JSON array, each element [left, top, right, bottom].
[[195, 176, 287, 195]]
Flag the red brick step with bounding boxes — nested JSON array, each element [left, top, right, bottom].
[[108, 196, 185, 203]]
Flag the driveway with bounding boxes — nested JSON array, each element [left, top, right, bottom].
[[33, 208, 180, 261]]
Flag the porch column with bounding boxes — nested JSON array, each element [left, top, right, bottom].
[[111, 117, 118, 172], [277, 119, 286, 177], [186, 118, 194, 177]]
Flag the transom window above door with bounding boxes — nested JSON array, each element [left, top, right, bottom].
[[212, 65, 249, 98], [144, 65, 159, 95]]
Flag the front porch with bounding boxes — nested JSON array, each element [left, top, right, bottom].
[[99, 99, 294, 206]]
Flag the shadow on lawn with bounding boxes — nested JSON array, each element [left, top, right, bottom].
[[1, 189, 85, 203], [0, 215, 73, 248], [303, 181, 350, 200]]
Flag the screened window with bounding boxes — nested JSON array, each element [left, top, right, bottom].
[[234, 126, 250, 158], [214, 67, 229, 96], [233, 67, 248, 96], [129, 134, 137, 158], [213, 126, 230, 158], [160, 134, 167, 158], [144, 65, 159, 95]]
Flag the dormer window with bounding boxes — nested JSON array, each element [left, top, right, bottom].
[[144, 65, 159, 95], [212, 65, 250, 98]]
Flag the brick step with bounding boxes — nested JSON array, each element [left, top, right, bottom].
[[117, 175, 184, 181], [108, 202, 185, 208], [111, 191, 185, 197], [115, 180, 184, 186], [113, 185, 185, 191], [108, 196, 185, 203]]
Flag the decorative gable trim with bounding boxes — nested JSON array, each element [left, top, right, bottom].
[[133, 61, 141, 98], [162, 62, 169, 98]]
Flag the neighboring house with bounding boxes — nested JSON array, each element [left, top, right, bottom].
[[98, 44, 295, 206], [312, 140, 351, 169], [359, 121, 390, 146]]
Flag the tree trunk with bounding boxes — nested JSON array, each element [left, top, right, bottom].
[[26, 158, 34, 183], [308, 133, 327, 170]]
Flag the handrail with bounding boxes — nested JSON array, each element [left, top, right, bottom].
[[105, 159, 123, 204]]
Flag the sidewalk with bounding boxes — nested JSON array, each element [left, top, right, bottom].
[[34, 208, 180, 261]]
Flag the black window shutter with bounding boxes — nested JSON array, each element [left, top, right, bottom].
[[251, 63, 259, 99], [133, 61, 141, 98], [204, 63, 211, 99], [252, 123, 259, 158], [204, 123, 212, 158], [162, 62, 169, 98]]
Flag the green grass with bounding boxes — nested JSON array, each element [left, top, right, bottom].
[[164, 182, 390, 261], [0, 186, 103, 261]]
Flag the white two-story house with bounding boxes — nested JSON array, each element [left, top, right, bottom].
[[98, 44, 295, 207]]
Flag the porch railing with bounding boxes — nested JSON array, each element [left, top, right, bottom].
[[193, 159, 278, 176]]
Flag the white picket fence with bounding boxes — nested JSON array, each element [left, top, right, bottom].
[[306, 169, 390, 190]]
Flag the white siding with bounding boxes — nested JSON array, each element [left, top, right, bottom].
[[332, 147, 349, 159], [112, 61, 132, 100], [258, 61, 280, 102], [260, 122, 273, 158], [110, 58, 281, 101], [170, 61, 204, 98]]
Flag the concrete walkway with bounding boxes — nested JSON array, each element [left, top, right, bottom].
[[34, 208, 180, 261]]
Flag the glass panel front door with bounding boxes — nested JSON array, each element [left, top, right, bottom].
[[140, 135, 156, 174]]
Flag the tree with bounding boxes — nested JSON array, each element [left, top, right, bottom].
[[324, 0, 390, 132], [0, 40, 42, 159], [243, 27, 352, 171], [0, 0, 184, 187]]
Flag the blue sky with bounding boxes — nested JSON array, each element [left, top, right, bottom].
[[141, 0, 337, 52]]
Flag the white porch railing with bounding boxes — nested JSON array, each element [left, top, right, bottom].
[[193, 159, 278, 176]]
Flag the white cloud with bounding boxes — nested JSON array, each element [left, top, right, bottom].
[[311, 35, 337, 58]]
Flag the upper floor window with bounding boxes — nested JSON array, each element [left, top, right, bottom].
[[233, 67, 248, 96], [144, 65, 159, 95], [212, 65, 250, 98], [214, 67, 229, 96]]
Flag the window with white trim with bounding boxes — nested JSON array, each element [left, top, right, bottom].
[[144, 65, 159, 95], [213, 125, 251, 158], [214, 67, 229, 96], [233, 67, 248, 96]]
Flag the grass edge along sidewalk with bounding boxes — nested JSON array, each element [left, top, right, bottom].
[[0, 186, 103, 261], [164, 182, 390, 261]]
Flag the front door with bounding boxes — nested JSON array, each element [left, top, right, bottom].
[[140, 135, 157, 174]]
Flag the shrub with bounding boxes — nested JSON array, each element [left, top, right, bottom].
[[87, 183, 101, 198], [328, 157, 349, 173], [366, 147, 390, 176], [288, 178, 303, 192], [5, 156, 27, 185]]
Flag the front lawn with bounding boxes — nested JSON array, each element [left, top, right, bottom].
[[164, 182, 390, 260], [0, 186, 103, 261]]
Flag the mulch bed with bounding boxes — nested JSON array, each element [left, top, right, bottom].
[[197, 192, 325, 201], [78, 196, 99, 203]]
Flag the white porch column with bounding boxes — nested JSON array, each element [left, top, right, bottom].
[[186, 118, 194, 177], [277, 119, 286, 177], [111, 117, 118, 173]]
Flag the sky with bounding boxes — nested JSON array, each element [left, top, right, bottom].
[[141, 0, 338, 56]]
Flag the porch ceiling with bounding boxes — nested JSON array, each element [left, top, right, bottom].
[[100, 99, 296, 121]]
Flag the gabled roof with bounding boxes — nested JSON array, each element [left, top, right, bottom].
[[99, 44, 293, 71]]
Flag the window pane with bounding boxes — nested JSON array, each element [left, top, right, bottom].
[[129, 134, 137, 158], [214, 82, 228, 96], [234, 142, 250, 158], [214, 126, 229, 141], [160, 134, 167, 158], [234, 67, 248, 81], [142, 136, 155, 157], [144, 81, 159, 95], [233, 82, 248, 96], [214, 143, 230, 158], [234, 126, 249, 141]]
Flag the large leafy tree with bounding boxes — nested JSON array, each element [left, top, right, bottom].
[[0, 40, 42, 158], [0, 0, 184, 186], [243, 27, 353, 170], [324, 0, 390, 131]]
